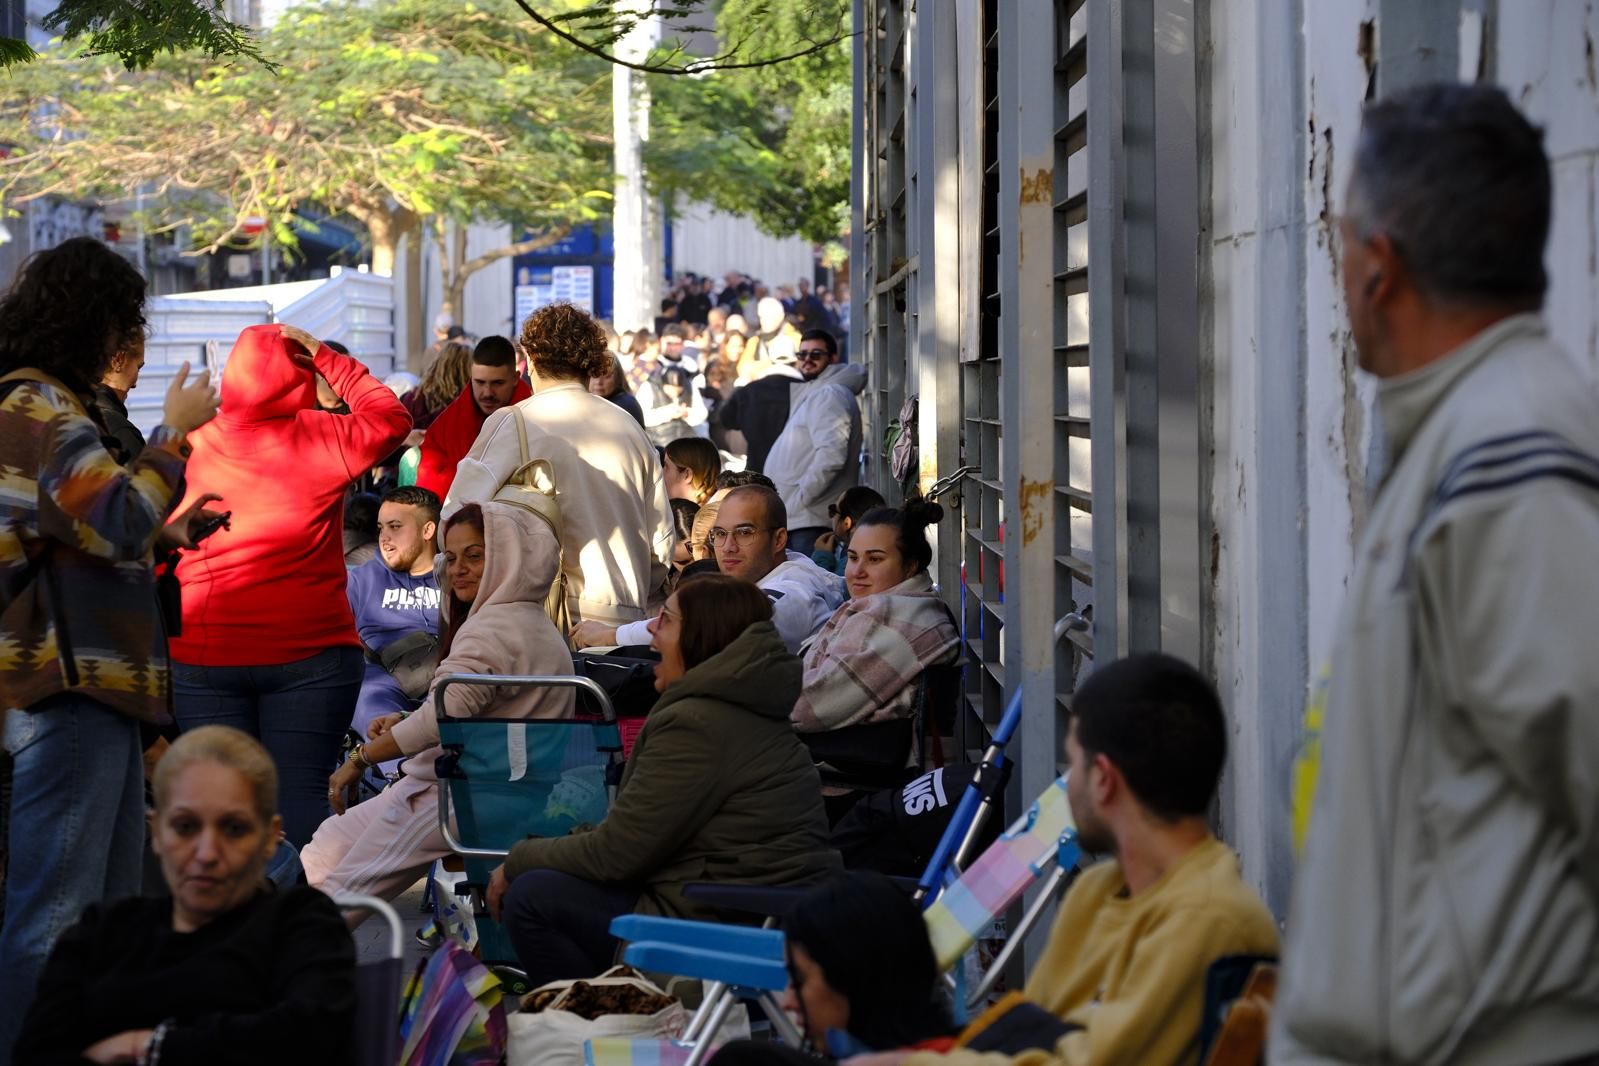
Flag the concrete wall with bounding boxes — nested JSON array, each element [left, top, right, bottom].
[[1204, 0, 1599, 913], [1502, 2, 1599, 381], [669, 199, 817, 291]]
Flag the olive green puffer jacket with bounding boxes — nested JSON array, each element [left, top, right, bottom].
[[505, 621, 840, 919]]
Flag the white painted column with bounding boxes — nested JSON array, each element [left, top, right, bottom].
[[612, 10, 663, 332]]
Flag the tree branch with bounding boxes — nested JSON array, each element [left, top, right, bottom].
[[455, 226, 571, 280], [510, 0, 853, 74]]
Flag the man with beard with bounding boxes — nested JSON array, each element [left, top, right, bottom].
[[881, 655, 1278, 1066], [415, 335, 531, 499], [344, 487, 442, 746]]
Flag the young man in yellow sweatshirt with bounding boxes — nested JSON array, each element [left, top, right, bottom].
[[850, 654, 1279, 1066]]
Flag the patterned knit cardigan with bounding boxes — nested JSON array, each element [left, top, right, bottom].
[[0, 374, 188, 723]]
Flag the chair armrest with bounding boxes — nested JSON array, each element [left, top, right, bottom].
[[621, 941, 789, 992], [610, 914, 785, 960]]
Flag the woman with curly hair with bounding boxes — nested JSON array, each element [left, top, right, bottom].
[[0, 237, 223, 1059], [446, 303, 673, 629]]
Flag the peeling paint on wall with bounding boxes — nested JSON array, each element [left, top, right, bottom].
[[1019, 476, 1052, 545], [1358, 19, 1378, 99], [1019, 167, 1054, 204]]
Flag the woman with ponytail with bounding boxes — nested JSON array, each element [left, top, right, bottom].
[[790, 499, 960, 737]]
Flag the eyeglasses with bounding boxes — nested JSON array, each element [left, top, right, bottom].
[[826, 504, 839, 518], [796, 348, 832, 361], [708, 525, 768, 549]]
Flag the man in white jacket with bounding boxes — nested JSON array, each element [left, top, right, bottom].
[[588, 485, 844, 655], [764, 330, 866, 557]]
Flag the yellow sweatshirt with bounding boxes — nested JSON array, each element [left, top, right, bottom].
[[906, 837, 1278, 1066]]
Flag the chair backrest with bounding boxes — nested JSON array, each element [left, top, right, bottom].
[[336, 895, 405, 1066], [1200, 956, 1279, 1066], [921, 773, 1078, 969]]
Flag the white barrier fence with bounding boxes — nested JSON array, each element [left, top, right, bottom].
[[130, 269, 396, 435]]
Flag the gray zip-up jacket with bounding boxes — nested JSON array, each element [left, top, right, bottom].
[[1273, 314, 1599, 1065]]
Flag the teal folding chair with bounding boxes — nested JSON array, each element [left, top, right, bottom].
[[431, 672, 622, 984]]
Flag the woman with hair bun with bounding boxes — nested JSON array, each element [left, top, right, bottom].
[[791, 498, 960, 737], [444, 303, 674, 630]]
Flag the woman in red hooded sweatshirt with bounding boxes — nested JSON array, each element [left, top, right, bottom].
[[169, 324, 411, 847]]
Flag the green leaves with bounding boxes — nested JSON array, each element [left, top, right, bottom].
[[40, 0, 269, 70], [646, 0, 851, 243], [0, 0, 614, 260]]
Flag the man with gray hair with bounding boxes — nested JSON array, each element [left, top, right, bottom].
[[1274, 84, 1599, 1065]]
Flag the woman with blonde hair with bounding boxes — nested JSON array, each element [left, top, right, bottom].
[[401, 339, 473, 432], [14, 725, 357, 1065]]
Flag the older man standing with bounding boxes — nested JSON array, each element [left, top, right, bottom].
[[1274, 84, 1599, 1066]]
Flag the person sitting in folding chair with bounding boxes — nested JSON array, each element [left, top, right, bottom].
[[13, 726, 357, 1066], [711, 871, 955, 1065], [790, 499, 961, 823], [827, 654, 1279, 1066], [302, 501, 575, 910], [485, 574, 841, 988]]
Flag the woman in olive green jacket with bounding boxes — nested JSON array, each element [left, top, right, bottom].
[[488, 574, 840, 988]]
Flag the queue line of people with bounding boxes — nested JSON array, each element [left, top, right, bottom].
[[4, 79, 1599, 1066]]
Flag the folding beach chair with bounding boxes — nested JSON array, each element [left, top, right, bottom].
[[583, 686, 1082, 1066], [336, 894, 407, 1066], [431, 672, 622, 985]]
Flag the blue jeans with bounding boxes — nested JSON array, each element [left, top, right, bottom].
[[785, 526, 828, 558], [0, 693, 144, 1065], [172, 646, 362, 848]]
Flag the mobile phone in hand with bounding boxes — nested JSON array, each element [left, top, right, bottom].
[[191, 510, 232, 543]]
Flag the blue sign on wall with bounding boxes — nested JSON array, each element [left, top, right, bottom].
[[509, 220, 675, 327]]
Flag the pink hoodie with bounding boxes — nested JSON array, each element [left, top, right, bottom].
[[391, 500, 575, 777]]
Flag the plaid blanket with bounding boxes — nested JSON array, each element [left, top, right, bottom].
[[791, 572, 960, 732]]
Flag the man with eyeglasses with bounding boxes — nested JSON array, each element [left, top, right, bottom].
[[763, 329, 866, 557], [575, 484, 841, 655], [706, 485, 844, 652]]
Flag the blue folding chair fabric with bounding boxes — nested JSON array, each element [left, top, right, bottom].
[[336, 895, 406, 1066], [432, 673, 622, 969]]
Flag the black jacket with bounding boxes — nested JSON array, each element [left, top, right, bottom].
[[92, 383, 146, 463], [717, 373, 799, 473], [14, 886, 355, 1066]]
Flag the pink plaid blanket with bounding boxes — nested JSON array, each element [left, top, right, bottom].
[[792, 573, 960, 732]]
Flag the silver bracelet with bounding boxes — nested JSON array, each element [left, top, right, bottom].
[[140, 1021, 169, 1066]]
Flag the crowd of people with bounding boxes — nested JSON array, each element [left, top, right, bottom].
[[0, 81, 1596, 1066]]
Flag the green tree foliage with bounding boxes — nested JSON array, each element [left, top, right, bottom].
[[3, 0, 266, 70], [0, 0, 614, 300], [646, 0, 851, 244]]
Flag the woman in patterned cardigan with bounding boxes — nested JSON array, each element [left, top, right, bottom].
[[0, 237, 222, 1061]]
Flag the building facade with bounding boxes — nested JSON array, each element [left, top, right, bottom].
[[853, 0, 1599, 924]]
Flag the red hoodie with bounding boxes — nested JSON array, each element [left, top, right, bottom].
[[171, 325, 412, 666], [414, 377, 532, 500]]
